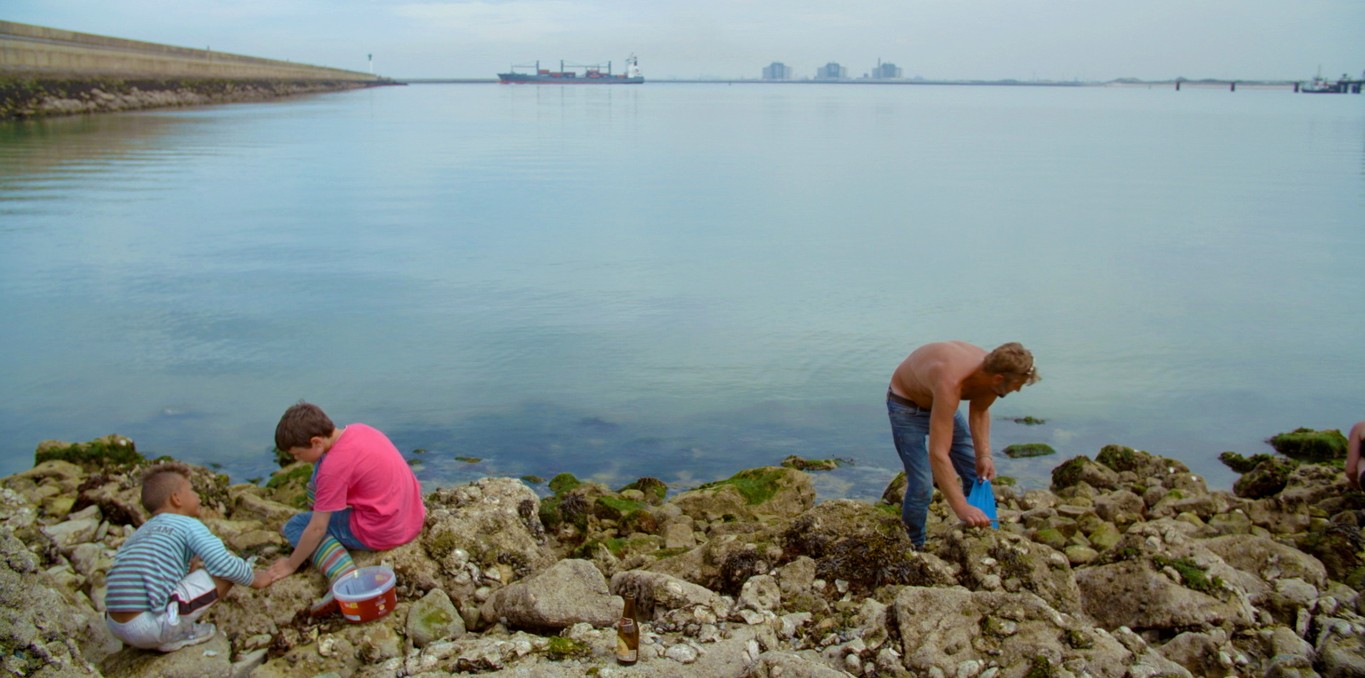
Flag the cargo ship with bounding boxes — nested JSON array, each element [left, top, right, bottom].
[[498, 55, 643, 84]]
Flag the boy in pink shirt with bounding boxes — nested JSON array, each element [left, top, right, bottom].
[[265, 402, 426, 615]]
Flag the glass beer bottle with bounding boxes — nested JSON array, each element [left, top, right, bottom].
[[616, 594, 639, 665]]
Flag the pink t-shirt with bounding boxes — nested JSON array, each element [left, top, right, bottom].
[[313, 424, 426, 550]]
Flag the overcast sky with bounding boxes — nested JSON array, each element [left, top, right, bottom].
[[6, 0, 1364, 81]]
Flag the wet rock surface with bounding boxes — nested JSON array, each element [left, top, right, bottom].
[[1, 436, 1362, 676]]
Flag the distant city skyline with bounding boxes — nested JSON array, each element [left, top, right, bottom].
[[760, 60, 904, 81], [4, 1, 1363, 82]]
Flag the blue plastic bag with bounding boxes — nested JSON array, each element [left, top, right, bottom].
[[966, 479, 998, 529]]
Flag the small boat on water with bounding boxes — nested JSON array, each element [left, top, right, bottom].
[[1300, 76, 1346, 94], [498, 55, 643, 84], [1298, 69, 1363, 94]]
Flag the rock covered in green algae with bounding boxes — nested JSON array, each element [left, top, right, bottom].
[[1269, 427, 1348, 462], [1049, 455, 1120, 491], [617, 476, 668, 505], [1003, 442, 1055, 458], [34, 434, 142, 470], [779, 455, 844, 471], [1218, 450, 1277, 474], [674, 466, 815, 524], [406, 588, 465, 648], [1233, 456, 1299, 498]]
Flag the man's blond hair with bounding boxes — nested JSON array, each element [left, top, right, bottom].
[[982, 342, 1040, 385]]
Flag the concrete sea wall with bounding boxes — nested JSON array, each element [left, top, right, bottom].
[[0, 21, 389, 119]]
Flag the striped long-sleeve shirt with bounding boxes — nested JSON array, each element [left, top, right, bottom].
[[105, 513, 254, 613]]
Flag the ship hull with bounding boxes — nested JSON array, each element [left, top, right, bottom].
[[498, 73, 643, 85]]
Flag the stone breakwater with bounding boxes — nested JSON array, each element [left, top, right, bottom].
[[0, 20, 390, 120], [3, 433, 1363, 677], [0, 78, 385, 119]]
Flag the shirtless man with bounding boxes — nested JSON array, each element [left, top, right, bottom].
[[1346, 420, 1365, 490], [887, 341, 1039, 548]]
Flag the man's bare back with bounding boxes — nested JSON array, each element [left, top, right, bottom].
[[889, 340, 989, 409]]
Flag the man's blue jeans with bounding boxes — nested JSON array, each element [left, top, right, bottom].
[[888, 395, 977, 548]]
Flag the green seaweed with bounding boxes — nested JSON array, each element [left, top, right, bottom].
[[1095, 444, 1141, 472], [265, 463, 313, 490], [548, 473, 581, 495], [780, 456, 844, 471], [537, 495, 564, 529], [697, 467, 787, 505], [575, 537, 656, 559], [1003, 443, 1056, 459], [1268, 428, 1347, 462], [1218, 451, 1275, 474], [425, 529, 458, 561], [1232, 457, 1298, 499], [421, 608, 454, 627], [618, 477, 668, 504], [595, 495, 647, 517], [543, 636, 593, 661], [34, 436, 143, 469], [1024, 656, 1054, 678], [1063, 628, 1093, 649], [1050, 456, 1089, 490], [1153, 555, 1222, 594], [1296, 527, 1363, 583]]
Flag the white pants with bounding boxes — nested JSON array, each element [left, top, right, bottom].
[[106, 569, 217, 649]]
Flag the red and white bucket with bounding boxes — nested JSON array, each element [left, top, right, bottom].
[[332, 565, 397, 623]]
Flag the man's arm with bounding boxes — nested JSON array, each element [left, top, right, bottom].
[[1347, 422, 1364, 491], [967, 399, 997, 482], [928, 387, 990, 527], [264, 510, 332, 581]]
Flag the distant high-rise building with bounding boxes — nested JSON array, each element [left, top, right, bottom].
[[762, 62, 793, 80], [871, 60, 903, 80], [815, 62, 847, 80]]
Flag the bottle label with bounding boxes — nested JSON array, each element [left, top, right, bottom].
[[616, 636, 638, 663]]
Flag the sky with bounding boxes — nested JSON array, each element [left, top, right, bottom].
[[5, 1, 1364, 82]]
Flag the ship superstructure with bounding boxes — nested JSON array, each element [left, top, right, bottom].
[[499, 55, 643, 84]]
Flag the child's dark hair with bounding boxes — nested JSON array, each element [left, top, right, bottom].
[[140, 462, 191, 514], [275, 401, 335, 452]]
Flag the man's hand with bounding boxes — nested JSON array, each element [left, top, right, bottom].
[[976, 455, 996, 482], [953, 503, 992, 527]]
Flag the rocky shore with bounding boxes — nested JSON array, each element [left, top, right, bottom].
[[0, 78, 392, 120], [3, 430, 1363, 677]]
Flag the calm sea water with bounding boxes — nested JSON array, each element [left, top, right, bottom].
[[1, 83, 1362, 500]]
